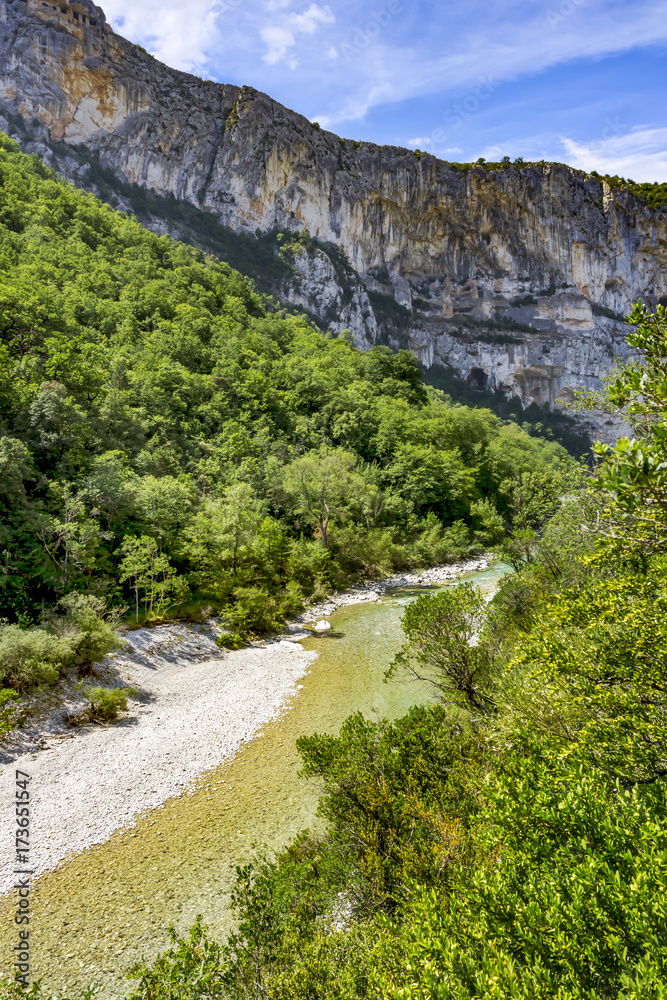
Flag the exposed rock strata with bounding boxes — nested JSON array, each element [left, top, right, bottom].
[[1, 0, 666, 420]]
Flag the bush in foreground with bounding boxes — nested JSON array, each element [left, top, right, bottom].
[[0, 624, 76, 690], [82, 685, 134, 723]]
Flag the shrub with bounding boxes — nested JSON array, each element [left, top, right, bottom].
[[470, 498, 506, 547], [0, 597, 123, 695], [221, 581, 305, 637], [55, 593, 125, 664], [286, 538, 345, 598], [82, 685, 133, 722], [330, 526, 399, 578], [0, 688, 19, 735], [0, 623, 77, 691], [216, 632, 247, 650], [296, 706, 481, 912], [125, 918, 226, 1000], [414, 517, 475, 564], [224, 586, 289, 635]]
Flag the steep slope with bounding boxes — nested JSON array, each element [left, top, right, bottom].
[[1, 0, 666, 417]]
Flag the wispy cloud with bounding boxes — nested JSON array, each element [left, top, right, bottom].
[[102, 0, 221, 74], [261, 4, 335, 65], [312, 0, 667, 127], [562, 126, 667, 182]]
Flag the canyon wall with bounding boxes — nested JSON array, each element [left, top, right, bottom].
[[1, 0, 666, 423]]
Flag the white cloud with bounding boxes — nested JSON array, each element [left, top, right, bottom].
[[291, 3, 334, 34], [408, 137, 434, 148], [261, 4, 335, 65], [562, 126, 667, 182], [261, 25, 296, 64], [316, 0, 667, 127], [102, 0, 221, 73]]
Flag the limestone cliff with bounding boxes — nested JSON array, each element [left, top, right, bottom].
[[1, 0, 666, 423]]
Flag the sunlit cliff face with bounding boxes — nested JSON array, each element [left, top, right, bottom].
[[1, 0, 666, 420], [19, 0, 105, 32]]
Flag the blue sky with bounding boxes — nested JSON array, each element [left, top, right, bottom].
[[102, 0, 667, 181]]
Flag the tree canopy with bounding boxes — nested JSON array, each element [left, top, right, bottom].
[[92, 305, 667, 1000], [0, 132, 566, 642]]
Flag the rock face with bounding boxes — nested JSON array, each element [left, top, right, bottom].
[[1, 0, 667, 417]]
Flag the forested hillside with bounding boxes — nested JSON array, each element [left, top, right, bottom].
[[5, 303, 664, 999], [80, 307, 666, 1000], [2, 109, 667, 1000], [0, 133, 567, 696]]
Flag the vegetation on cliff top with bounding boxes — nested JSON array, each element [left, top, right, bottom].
[[442, 152, 667, 210]]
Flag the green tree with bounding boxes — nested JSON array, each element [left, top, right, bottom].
[[119, 535, 186, 622], [135, 474, 196, 549], [511, 574, 667, 784], [185, 483, 265, 595], [500, 468, 563, 530], [83, 451, 138, 529], [388, 584, 495, 715], [281, 447, 361, 549], [0, 437, 34, 503], [384, 445, 476, 522], [35, 487, 107, 593], [593, 303, 667, 553]]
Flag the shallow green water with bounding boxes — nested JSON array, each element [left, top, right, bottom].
[[0, 563, 510, 996]]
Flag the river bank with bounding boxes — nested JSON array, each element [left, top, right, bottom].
[[300, 556, 491, 620], [0, 559, 504, 995], [0, 556, 490, 898], [0, 640, 317, 896]]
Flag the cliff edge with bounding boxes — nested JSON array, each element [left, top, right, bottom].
[[1, 0, 666, 421]]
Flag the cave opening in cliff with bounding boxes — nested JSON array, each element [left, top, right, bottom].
[[467, 367, 489, 390]]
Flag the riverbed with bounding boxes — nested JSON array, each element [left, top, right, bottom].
[[0, 562, 509, 996]]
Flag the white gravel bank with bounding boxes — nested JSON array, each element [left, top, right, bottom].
[[301, 556, 491, 620], [0, 556, 490, 896], [0, 627, 316, 896]]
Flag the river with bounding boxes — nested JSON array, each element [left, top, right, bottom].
[[0, 562, 510, 997]]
